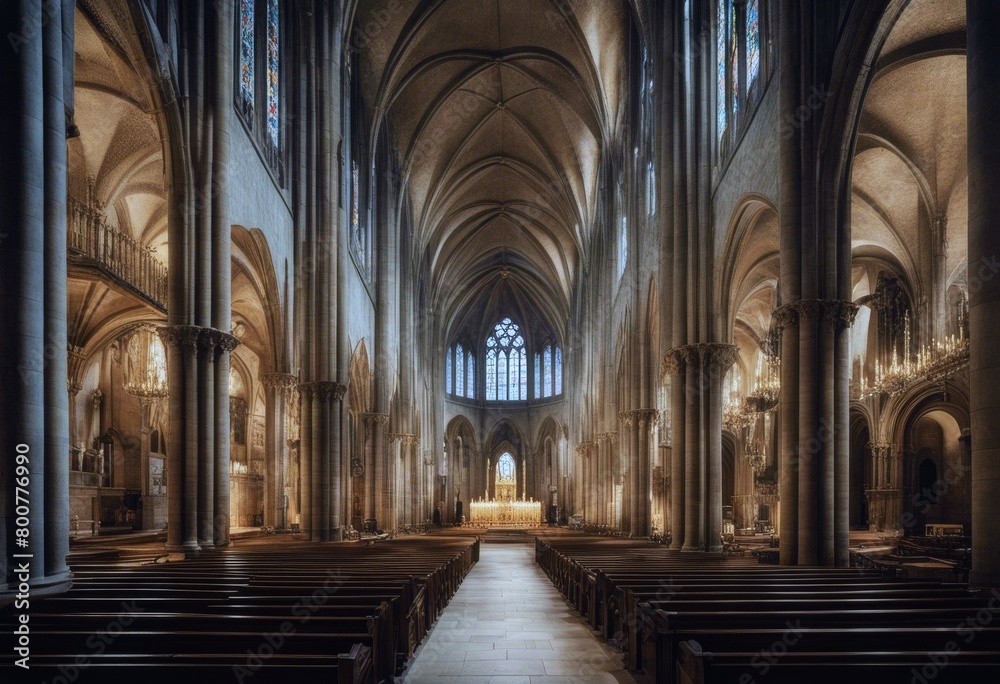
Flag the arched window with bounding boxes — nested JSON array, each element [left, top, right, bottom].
[[535, 341, 563, 399], [717, 0, 768, 152], [746, 0, 761, 89], [486, 318, 527, 401], [716, 0, 730, 138], [446, 341, 475, 399], [497, 452, 516, 482], [236, 0, 283, 180], [618, 214, 628, 281]]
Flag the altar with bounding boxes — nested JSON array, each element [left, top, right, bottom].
[[468, 498, 542, 528], [467, 451, 542, 527]]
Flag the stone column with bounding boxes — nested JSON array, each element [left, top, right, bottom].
[[261, 373, 296, 528], [368, 413, 390, 529], [664, 344, 736, 551], [298, 383, 314, 537], [773, 301, 857, 565], [0, 0, 74, 598], [634, 410, 658, 536], [196, 332, 217, 548], [330, 382, 346, 540], [968, 0, 1000, 586]]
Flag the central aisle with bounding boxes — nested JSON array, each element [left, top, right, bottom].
[[400, 543, 636, 683]]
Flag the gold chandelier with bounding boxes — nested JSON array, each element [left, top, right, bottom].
[[854, 316, 969, 399], [121, 323, 168, 399], [723, 351, 780, 432]]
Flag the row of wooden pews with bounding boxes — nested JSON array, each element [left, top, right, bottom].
[[535, 535, 1000, 683], [2, 534, 479, 683]]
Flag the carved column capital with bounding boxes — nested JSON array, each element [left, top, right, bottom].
[[312, 380, 345, 402], [635, 408, 659, 427], [158, 324, 202, 350], [664, 343, 738, 375], [597, 432, 618, 445], [260, 372, 298, 390], [772, 303, 799, 331], [333, 383, 348, 402], [388, 432, 417, 446], [297, 382, 316, 400], [702, 343, 739, 374], [364, 412, 390, 430], [215, 330, 241, 353], [662, 346, 689, 375], [774, 300, 859, 330]]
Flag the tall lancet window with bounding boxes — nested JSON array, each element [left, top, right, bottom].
[[717, 0, 730, 139], [266, 0, 280, 146], [239, 0, 255, 118], [535, 341, 563, 399], [235, 0, 284, 182], [746, 0, 761, 89], [446, 341, 475, 399], [486, 318, 527, 401], [717, 0, 769, 154]]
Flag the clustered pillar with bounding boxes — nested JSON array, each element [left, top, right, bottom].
[[967, 0, 1000, 587], [776, 0, 858, 567], [0, 0, 75, 598], [293, 1, 346, 542], [158, 0, 236, 554], [665, 345, 737, 551]]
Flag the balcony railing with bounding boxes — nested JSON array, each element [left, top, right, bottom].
[[68, 198, 167, 308]]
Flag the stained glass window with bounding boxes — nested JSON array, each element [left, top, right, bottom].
[[747, 0, 760, 89], [497, 453, 515, 482], [717, 0, 727, 137], [266, 0, 279, 146], [519, 352, 527, 400], [534, 353, 541, 398], [351, 161, 364, 268], [467, 352, 475, 398], [544, 346, 553, 396], [555, 347, 563, 395], [239, 0, 255, 118], [485, 318, 526, 401], [509, 349, 520, 400], [447, 344, 476, 398], [498, 352, 508, 401], [618, 214, 628, 281], [486, 349, 497, 400], [730, 0, 739, 119]]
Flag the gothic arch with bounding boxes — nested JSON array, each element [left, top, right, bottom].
[[720, 194, 780, 341], [231, 226, 285, 374], [347, 340, 372, 416]]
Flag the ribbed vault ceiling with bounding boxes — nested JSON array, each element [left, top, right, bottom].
[[356, 0, 627, 336]]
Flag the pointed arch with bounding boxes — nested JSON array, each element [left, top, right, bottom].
[[347, 339, 371, 416]]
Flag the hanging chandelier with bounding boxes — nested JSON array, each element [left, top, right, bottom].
[[121, 323, 168, 399], [745, 441, 767, 475], [745, 352, 780, 413], [853, 311, 969, 399], [723, 350, 780, 431]]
